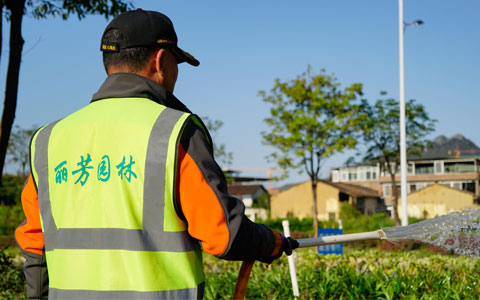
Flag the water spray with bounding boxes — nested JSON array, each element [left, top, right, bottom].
[[233, 209, 480, 299]]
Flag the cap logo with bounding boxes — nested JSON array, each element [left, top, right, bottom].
[[101, 42, 119, 52], [156, 39, 176, 45]]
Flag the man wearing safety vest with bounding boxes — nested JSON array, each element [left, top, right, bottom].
[[15, 8, 297, 299]]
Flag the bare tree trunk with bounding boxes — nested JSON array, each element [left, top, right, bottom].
[[390, 173, 400, 226], [0, 0, 26, 185], [311, 178, 318, 237], [0, 2, 3, 68]]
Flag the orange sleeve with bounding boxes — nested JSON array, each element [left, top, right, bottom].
[[176, 144, 230, 256], [176, 120, 276, 261], [15, 174, 44, 256]]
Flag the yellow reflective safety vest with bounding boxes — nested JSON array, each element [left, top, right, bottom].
[[30, 97, 205, 299]]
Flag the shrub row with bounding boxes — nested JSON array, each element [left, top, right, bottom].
[[0, 205, 24, 236], [0, 247, 25, 299], [204, 248, 480, 299], [3, 246, 478, 299], [259, 203, 425, 238]]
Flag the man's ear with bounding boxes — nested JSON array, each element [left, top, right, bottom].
[[153, 48, 167, 75], [147, 48, 167, 86]]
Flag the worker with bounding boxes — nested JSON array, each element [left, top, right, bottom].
[[15, 8, 297, 299]]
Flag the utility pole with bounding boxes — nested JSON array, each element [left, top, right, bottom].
[[398, 0, 423, 226]]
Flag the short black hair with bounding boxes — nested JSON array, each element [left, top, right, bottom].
[[102, 28, 159, 73]]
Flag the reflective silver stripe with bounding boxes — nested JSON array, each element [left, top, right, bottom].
[[34, 121, 60, 237], [143, 108, 188, 232], [34, 108, 195, 252], [43, 228, 194, 252], [49, 283, 204, 299]]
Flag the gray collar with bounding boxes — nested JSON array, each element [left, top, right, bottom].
[[91, 73, 190, 112]]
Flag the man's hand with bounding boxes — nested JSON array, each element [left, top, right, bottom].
[[259, 229, 299, 264]]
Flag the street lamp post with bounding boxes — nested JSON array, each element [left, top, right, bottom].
[[398, 0, 423, 226]]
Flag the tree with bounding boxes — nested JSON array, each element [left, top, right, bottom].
[[6, 125, 36, 179], [359, 92, 436, 225], [260, 67, 363, 235], [202, 116, 233, 167], [0, 0, 133, 185]]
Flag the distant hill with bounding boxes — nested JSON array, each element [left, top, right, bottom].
[[418, 134, 480, 159]]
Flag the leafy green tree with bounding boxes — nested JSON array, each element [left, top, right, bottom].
[[202, 116, 233, 167], [260, 67, 363, 235], [359, 92, 436, 225], [6, 125, 36, 179], [0, 0, 133, 185]]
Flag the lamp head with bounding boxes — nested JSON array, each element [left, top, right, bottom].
[[411, 20, 424, 26]]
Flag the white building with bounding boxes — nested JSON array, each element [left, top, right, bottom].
[[331, 157, 480, 215]]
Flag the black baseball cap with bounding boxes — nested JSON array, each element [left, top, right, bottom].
[[100, 9, 199, 67]]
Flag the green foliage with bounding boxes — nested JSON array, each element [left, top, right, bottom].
[[202, 116, 233, 167], [0, 174, 24, 206], [251, 192, 269, 209], [358, 93, 436, 224], [339, 202, 395, 234], [260, 203, 425, 239], [27, 0, 134, 20], [360, 94, 436, 166], [0, 205, 24, 236], [0, 247, 25, 299], [259, 217, 338, 236], [204, 249, 480, 299], [6, 125, 36, 179], [0, 174, 25, 236], [260, 66, 364, 234], [260, 66, 364, 180]]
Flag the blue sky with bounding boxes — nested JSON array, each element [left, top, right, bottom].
[[1, 0, 479, 186]]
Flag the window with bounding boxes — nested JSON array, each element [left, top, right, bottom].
[[415, 163, 434, 174], [416, 183, 427, 189], [332, 172, 339, 182], [434, 161, 444, 174], [366, 172, 371, 180], [408, 163, 414, 175], [328, 212, 336, 221], [409, 184, 416, 193], [372, 172, 377, 179], [444, 162, 475, 173], [464, 182, 475, 193], [383, 184, 392, 197], [339, 192, 349, 202]]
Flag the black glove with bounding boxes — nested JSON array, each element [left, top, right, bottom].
[[259, 230, 299, 264]]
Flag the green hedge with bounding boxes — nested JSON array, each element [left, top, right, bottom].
[[0, 247, 25, 299], [204, 248, 480, 299], [3, 247, 478, 300], [0, 205, 24, 236], [259, 203, 424, 237], [0, 174, 26, 237], [258, 217, 338, 235], [0, 175, 24, 206], [339, 202, 395, 233]]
